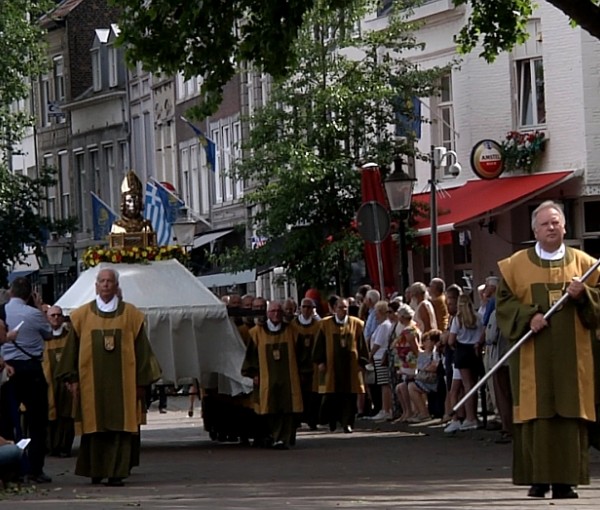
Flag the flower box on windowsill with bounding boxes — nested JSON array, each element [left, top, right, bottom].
[[501, 130, 548, 174]]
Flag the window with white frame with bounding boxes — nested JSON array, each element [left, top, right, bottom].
[[119, 140, 129, 173], [190, 144, 200, 213], [212, 129, 223, 204], [181, 147, 190, 206], [90, 149, 100, 194], [175, 72, 202, 101], [438, 73, 455, 152], [75, 152, 88, 231], [53, 56, 65, 101], [223, 125, 233, 201], [108, 45, 118, 87], [58, 151, 70, 219], [103, 144, 116, 209], [513, 19, 546, 128], [44, 154, 56, 221], [91, 50, 101, 91], [247, 71, 256, 118], [233, 121, 244, 198], [40, 75, 50, 126], [515, 58, 545, 127]]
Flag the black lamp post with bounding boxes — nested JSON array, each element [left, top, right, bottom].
[[384, 165, 415, 293]]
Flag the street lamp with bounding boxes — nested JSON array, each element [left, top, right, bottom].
[[46, 232, 65, 302], [430, 146, 461, 278], [384, 165, 416, 293], [172, 207, 197, 247]]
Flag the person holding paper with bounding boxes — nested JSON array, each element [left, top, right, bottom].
[[0, 436, 23, 485], [0, 277, 53, 484]]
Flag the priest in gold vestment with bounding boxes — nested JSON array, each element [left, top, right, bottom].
[[496, 201, 600, 500], [56, 268, 161, 486]]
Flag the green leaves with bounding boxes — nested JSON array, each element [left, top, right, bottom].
[[212, 0, 447, 290]]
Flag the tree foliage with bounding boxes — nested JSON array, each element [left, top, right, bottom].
[[0, 0, 51, 153], [213, 0, 448, 291], [114, 0, 600, 115], [455, 0, 600, 62], [0, 1, 62, 287]]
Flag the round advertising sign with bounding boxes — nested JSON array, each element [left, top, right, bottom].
[[470, 139, 504, 180]]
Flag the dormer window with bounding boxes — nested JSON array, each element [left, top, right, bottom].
[[108, 45, 118, 87], [92, 49, 101, 91]]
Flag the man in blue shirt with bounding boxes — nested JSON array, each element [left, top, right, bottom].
[[0, 277, 52, 484]]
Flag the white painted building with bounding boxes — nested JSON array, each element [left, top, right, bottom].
[[370, 1, 600, 289]]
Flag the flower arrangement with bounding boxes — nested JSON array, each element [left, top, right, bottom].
[[501, 130, 546, 173], [82, 245, 189, 269]]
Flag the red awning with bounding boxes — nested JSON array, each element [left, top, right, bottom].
[[413, 171, 576, 244]]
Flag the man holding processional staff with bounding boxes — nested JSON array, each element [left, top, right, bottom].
[[496, 200, 600, 500]]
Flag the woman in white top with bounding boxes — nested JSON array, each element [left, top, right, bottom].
[[445, 294, 484, 432]]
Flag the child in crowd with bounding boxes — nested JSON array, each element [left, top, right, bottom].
[[406, 329, 441, 422]]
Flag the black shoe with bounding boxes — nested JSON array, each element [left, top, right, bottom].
[[552, 484, 578, 499], [273, 441, 289, 450], [329, 422, 336, 432], [343, 425, 353, 434], [105, 478, 124, 487], [29, 472, 52, 484], [91, 477, 103, 485], [527, 484, 550, 498], [159, 408, 167, 414]]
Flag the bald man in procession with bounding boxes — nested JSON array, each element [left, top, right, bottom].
[[56, 268, 161, 486]]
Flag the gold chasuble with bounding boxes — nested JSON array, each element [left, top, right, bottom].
[[497, 246, 600, 486], [498, 247, 600, 424], [313, 316, 367, 395], [242, 324, 303, 415], [57, 301, 161, 435], [43, 328, 75, 421], [291, 317, 321, 391]]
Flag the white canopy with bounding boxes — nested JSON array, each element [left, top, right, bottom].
[[56, 259, 252, 396]]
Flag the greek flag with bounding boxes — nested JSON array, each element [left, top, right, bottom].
[[144, 181, 172, 245]]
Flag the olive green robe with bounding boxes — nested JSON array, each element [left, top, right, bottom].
[[242, 324, 302, 446], [313, 316, 367, 395], [312, 316, 367, 429], [497, 246, 600, 485], [43, 328, 75, 455], [291, 317, 322, 427], [56, 300, 161, 479]]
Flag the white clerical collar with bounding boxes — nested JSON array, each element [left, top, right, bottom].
[[334, 314, 348, 326], [96, 295, 119, 312], [52, 324, 66, 337], [266, 319, 282, 332], [298, 314, 313, 325], [535, 242, 565, 261]]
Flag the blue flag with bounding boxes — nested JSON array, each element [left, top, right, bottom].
[[144, 181, 172, 246], [154, 180, 185, 224], [91, 192, 117, 241], [181, 116, 217, 172]]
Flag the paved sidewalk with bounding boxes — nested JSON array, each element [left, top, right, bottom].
[[3, 397, 599, 509]]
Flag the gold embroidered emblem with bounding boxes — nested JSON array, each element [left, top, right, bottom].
[[272, 349, 281, 361]]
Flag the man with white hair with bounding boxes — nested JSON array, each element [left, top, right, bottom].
[[56, 268, 161, 486], [496, 200, 600, 499]]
